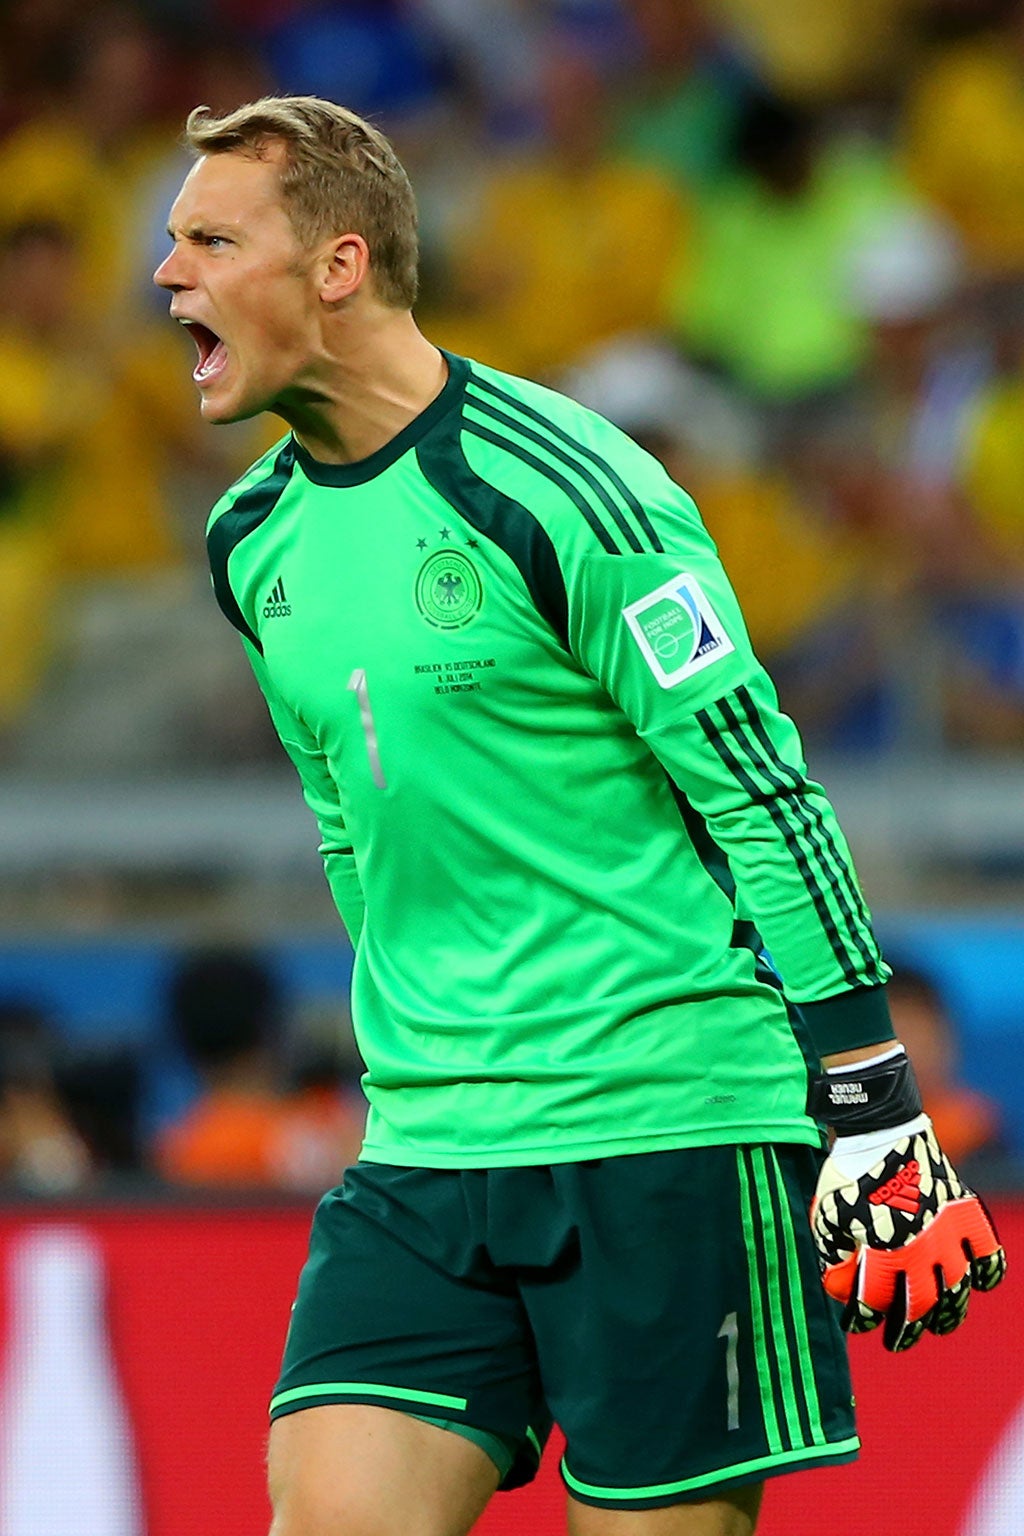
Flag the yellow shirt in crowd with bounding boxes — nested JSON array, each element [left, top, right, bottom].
[[963, 378, 1024, 565], [693, 470, 862, 658], [431, 157, 688, 380], [904, 40, 1024, 274]]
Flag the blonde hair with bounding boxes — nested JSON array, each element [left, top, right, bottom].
[[183, 95, 419, 308]]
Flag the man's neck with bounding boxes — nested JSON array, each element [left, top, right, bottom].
[[282, 313, 448, 466]]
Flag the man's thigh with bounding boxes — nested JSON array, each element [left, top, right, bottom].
[[268, 1404, 499, 1536], [523, 1143, 858, 1510], [567, 1481, 763, 1536]]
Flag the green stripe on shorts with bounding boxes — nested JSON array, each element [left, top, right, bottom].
[[270, 1382, 468, 1415], [748, 1147, 804, 1451], [766, 1147, 826, 1446], [738, 1148, 831, 1457], [561, 1435, 861, 1501], [736, 1150, 783, 1455]]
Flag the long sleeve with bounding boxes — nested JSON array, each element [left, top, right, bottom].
[[562, 473, 894, 1059], [243, 638, 365, 948]]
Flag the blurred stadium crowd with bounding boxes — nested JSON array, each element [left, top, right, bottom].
[[0, 945, 367, 1194], [3, 0, 1024, 763], [0, 0, 1023, 1190]]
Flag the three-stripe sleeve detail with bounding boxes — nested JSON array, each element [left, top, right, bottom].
[[721, 689, 878, 977], [465, 373, 665, 554], [696, 693, 881, 988], [732, 685, 876, 948], [466, 390, 644, 552], [463, 418, 621, 553], [469, 373, 666, 551], [737, 1148, 826, 1454]]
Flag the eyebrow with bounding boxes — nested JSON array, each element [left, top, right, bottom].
[[165, 220, 240, 239]]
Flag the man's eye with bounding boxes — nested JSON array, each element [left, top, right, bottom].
[[203, 235, 229, 248]]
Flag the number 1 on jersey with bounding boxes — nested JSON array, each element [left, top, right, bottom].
[[347, 669, 387, 788]]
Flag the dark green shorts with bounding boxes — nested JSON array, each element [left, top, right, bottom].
[[271, 1144, 858, 1510]]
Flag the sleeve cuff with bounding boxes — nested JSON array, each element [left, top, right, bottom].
[[797, 984, 896, 1059]]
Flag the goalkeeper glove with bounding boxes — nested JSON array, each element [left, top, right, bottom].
[[807, 1045, 1006, 1352]]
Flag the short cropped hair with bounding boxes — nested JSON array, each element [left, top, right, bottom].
[[183, 95, 419, 309]]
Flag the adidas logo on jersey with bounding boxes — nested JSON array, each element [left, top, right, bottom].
[[263, 577, 291, 618]]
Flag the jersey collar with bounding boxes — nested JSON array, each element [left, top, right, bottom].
[[291, 350, 470, 487]]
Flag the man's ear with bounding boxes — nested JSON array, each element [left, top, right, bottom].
[[320, 233, 370, 304]]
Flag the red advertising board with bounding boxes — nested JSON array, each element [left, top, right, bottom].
[[0, 1202, 1018, 1536]]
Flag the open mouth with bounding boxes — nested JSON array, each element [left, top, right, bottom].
[[181, 320, 228, 386]]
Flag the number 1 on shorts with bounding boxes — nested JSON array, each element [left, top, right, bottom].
[[718, 1311, 740, 1431]]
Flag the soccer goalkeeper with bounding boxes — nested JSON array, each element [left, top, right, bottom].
[[154, 95, 1005, 1536]]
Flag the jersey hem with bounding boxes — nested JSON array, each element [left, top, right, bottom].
[[357, 1119, 824, 1169]]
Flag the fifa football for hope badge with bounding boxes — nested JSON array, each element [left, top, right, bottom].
[[622, 572, 734, 688]]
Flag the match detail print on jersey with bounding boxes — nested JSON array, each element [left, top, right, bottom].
[[622, 573, 735, 688]]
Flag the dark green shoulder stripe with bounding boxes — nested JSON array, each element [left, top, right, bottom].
[[416, 429, 569, 648], [463, 421, 621, 555], [734, 685, 876, 942], [668, 779, 736, 900], [665, 779, 763, 957], [206, 442, 295, 654], [465, 391, 644, 553], [696, 702, 860, 987], [469, 371, 665, 552], [720, 692, 878, 978]]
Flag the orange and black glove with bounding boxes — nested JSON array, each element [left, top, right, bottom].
[[808, 1046, 1006, 1352]]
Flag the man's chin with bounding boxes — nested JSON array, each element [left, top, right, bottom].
[[199, 389, 261, 426]]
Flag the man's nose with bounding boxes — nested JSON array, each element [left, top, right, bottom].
[[153, 246, 190, 291]]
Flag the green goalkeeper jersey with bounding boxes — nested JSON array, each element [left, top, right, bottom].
[[206, 351, 891, 1168]]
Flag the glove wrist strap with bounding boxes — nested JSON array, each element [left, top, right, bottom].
[[826, 1114, 931, 1182], [807, 1045, 924, 1133]]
